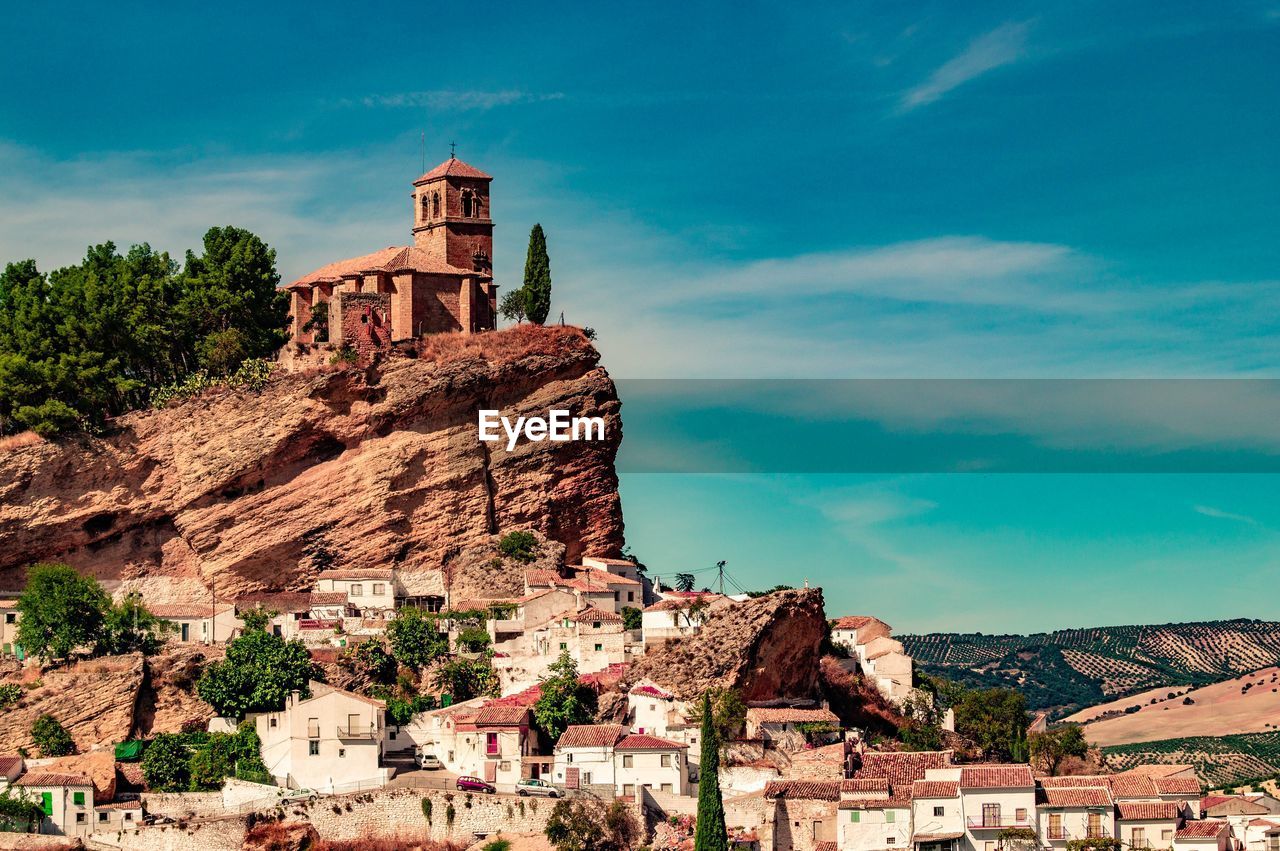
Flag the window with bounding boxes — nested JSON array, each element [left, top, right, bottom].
[[1162, 831, 1174, 844], [566, 753, 573, 763], [595, 643, 603, 652], [487, 732, 499, 755], [886, 810, 895, 823], [1048, 813, 1064, 839], [338, 748, 346, 758], [462, 192, 473, 218], [582, 771, 592, 785], [622, 755, 633, 768], [41, 793, 52, 816], [73, 791, 85, 805], [623, 784, 635, 796], [661, 783, 672, 793], [500, 761, 510, 771], [613, 591, 620, 602], [1087, 813, 1103, 838], [628, 592, 634, 602], [373, 583, 385, 595], [934, 806, 945, 817], [982, 803, 1001, 827], [99, 812, 109, 822], [309, 741, 320, 756], [307, 718, 320, 738], [350, 584, 362, 596], [124, 812, 133, 822], [559, 642, 567, 650], [593, 622, 601, 629], [661, 754, 672, 767], [76, 813, 86, 824], [1132, 828, 1146, 849], [269, 718, 277, 728], [1015, 808, 1027, 823], [432, 192, 440, 217], [5, 613, 14, 623], [850, 811, 860, 823], [886, 838, 896, 845], [985, 843, 995, 851]]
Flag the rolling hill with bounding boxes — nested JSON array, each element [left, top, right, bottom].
[[901, 619, 1280, 719]]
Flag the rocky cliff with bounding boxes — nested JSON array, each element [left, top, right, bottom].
[[0, 326, 625, 599], [628, 588, 829, 702]]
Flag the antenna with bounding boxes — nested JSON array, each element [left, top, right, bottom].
[[716, 560, 726, 595], [421, 132, 425, 173]]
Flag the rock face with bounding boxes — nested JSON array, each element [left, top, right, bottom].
[[628, 588, 829, 702], [0, 326, 625, 598], [0, 655, 144, 752]]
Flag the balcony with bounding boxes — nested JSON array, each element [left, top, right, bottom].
[[336, 723, 378, 739], [968, 818, 1034, 830]]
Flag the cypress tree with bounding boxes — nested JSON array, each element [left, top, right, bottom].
[[694, 691, 729, 851], [522, 224, 552, 325]]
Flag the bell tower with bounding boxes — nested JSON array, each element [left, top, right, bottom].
[[411, 155, 494, 273]]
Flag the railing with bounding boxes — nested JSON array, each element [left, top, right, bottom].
[[1046, 828, 1112, 841], [336, 724, 378, 739]]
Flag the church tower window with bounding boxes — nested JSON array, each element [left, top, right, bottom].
[[462, 190, 474, 218], [432, 192, 440, 218]]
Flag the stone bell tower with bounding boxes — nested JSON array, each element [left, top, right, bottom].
[[411, 155, 494, 273]]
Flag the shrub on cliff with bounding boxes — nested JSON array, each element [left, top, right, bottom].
[[545, 798, 638, 851], [197, 629, 317, 718], [498, 530, 539, 562], [386, 607, 449, 670], [432, 655, 500, 702], [142, 733, 192, 791], [31, 713, 75, 757], [0, 227, 287, 437]]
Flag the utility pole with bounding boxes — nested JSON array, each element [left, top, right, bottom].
[[716, 561, 726, 595]]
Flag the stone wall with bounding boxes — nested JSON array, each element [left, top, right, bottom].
[[85, 819, 245, 851], [333, 291, 392, 360], [140, 791, 225, 820]]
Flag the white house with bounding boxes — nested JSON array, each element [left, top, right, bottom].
[[1174, 820, 1233, 851], [253, 681, 388, 793], [151, 603, 239, 644], [0, 755, 22, 791], [957, 765, 1037, 851], [14, 772, 95, 838], [1038, 786, 1117, 846], [911, 779, 965, 851], [628, 682, 685, 736], [1117, 802, 1183, 850], [312, 569, 396, 615], [550, 724, 688, 797], [552, 724, 629, 792], [745, 706, 841, 744]]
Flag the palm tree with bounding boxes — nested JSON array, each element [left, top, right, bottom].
[[674, 573, 696, 592]]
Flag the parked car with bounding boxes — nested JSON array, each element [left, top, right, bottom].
[[142, 814, 174, 826], [456, 776, 496, 794], [415, 751, 442, 770], [280, 788, 319, 803], [515, 778, 561, 798]]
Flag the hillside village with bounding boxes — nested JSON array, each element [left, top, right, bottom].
[[1, 161, 1278, 851]]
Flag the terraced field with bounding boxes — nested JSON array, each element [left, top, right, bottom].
[[1102, 732, 1280, 789], [902, 619, 1280, 718]]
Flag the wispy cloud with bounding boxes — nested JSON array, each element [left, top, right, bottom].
[[350, 90, 565, 111], [1194, 505, 1259, 525], [900, 20, 1032, 111]]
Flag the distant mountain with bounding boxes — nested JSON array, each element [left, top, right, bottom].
[[901, 619, 1280, 719]]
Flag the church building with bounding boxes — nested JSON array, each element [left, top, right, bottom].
[[284, 156, 499, 354]]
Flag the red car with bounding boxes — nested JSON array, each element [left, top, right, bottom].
[[456, 776, 496, 794]]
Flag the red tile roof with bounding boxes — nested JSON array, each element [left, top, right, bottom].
[[576, 606, 624, 624], [525, 569, 563, 587], [912, 780, 960, 798], [556, 724, 627, 749], [315, 569, 394, 581], [831, 616, 879, 629], [1040, 788, 1114, 808], [1110, 775, 1160, 800], [1118, 802, 1181, 821], [1155, 777, 1201, 795], [474, 705, 530, 727], [815, 844, 838, 851], [764, 780, 843, 801], [839, 794, 913, 810], [16, 772, 93, 788], [855, 751, 954, 789], [616, 734, 686, 751], [629, 684, 675, 699], [487, 683, 543, 707], [842, 778, 891, 796], [1177, 820, 1230, 839], [96, 800, 143, 811], [149, 603, 233, 618], [288, 246, 479, 289], [1040, 775, 1114, 788], [308, 592, 348, 606], [0, 755, 22, 776], [747, 707, 840, 725], [959, 765, 1034, 789], [415, 157, 492, 183]]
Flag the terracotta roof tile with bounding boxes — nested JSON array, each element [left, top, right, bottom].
[[839, 794, 913, 809], [288, 246, 479, 289], [959, 764, 1034, 789], [0, 756, 22, 775], [16, 772, 93, 788], [816, 844, 838, 851], [556, 724, 627, 749], [764, 780, 843, 801], [747, 707, 839, 725], [474, 705, 530, 727], [855, 751, 954, 789], [1039, 775, 1114, 788], [913, 780, 960, 798], [415, 157, 492, 183], [575, 606, 624, 624], [308, 592, 349, 606], [315, 569, 393, 581], [149, 603, 233, 618], [1155, 777, 1201, 795], [616, 734, 686, 751], [1177, 820, 1230, 839], [1111, 775, 1160, 800], [842, 778, 891, 796], [831, 615, 881, 629], [1040, 788, 1114, 808], [525, 569, 563, 588], [1118, 802, 1181, 821], [629, 684, 675, 699]]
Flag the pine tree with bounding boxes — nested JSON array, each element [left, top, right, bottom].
[[694, 691, 729, 851], [522, 224, 552, 325]]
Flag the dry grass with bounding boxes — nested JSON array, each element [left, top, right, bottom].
[[0, 430, 43, 453], [414, 324, 592, 367]]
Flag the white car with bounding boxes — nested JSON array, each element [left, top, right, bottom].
[[415, 751, 442, 770], [515, 778, 562, 798], [280, 788, 319, 803]]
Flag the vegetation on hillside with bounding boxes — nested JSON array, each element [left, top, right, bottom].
[[532, 650, 598, 743], [16, 563, 170, 661], [1102, 731, 1280, 788], [500, 224, 553, 326], [141, 723, 270, 791], [903, 618, 1280, 718], [196, 625, 317, 718], [0, 228, 288, 436]]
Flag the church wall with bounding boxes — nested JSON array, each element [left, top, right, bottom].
[[390, 273, 414, 342], [410, 274, 464, 336]]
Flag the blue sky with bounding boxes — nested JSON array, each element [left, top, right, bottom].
[[2, 1, 1279, 631]]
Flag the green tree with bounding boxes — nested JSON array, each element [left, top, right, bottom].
[[685, 687, 747, 743], [498, 289, 528, 324], [620, 606, 642, 631], [545, 799, 639, 851], [97, 594, 172, 655], [16, 563, 109, 661], [238, 606, 274, 633], [694, 692, 729, 851], [674, 573, 696, 592], [141, 733, 192, 791], [532, 651, 597, 743], [386, 608, 449, 670], [521, 224, 552, 325], [0, 789, 44, 833], [30, 714, 74, 757], [196, 629, 316, 719], [432, 656, 499, 702], [1029, 725, 1089, 775], [303, 301, 329, 342], [498, 530, 539, 562], [953, 687, 1030, 761], [899, 693, 945, 751], [456, 625, 492, 653]]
